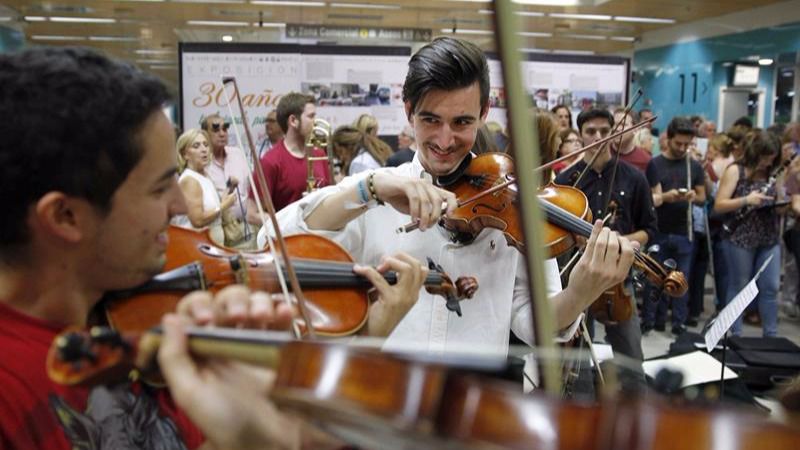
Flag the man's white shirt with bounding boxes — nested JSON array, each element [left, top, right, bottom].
[[263, 153, 571, 361]]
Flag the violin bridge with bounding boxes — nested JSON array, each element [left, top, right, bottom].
[[229, 254, 249, 285]]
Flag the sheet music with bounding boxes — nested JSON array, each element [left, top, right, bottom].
[[704, 254, 774, 352]]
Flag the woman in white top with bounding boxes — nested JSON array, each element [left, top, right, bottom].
[[332, 125, 393, 178], [174, 129, 235, 245]]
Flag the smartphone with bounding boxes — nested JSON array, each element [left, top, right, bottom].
[[678, 188, 689, 195]]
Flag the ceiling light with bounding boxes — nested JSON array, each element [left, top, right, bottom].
[[134, 49, 175, 55], [614, 16, 675, 24], [187, 20, 250, 26], [172, 0, 244, 3], [519, 31, 552, 37], [329, 2, 400, 9], [478, 9, 493, 14], [554, 49, 595, 55], [561, 33, 607, 40], [251, 22, 287, 27], [758, 58, 774, 66], [88, 36, 139, 41], [610, 36, 636, 42], [440, 28, 493, 35], [136, 59, 174, 64], [513, 0, 579, 5], [222, 35, 234, 42], [788, 91, 795, 97], [31, 35, 86, 41], [0, 17, 14, 22], [250, 1, 326, 6], [517, 11, 545, 17], [549, 13, 612, 21], [24, 16, 46, 22], [49, 17, 117, 24], [150, 65, 178, 70], [520, 48, 551, 53]]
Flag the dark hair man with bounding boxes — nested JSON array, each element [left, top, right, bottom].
[[642, 117, 707, 335], [0, 46, 427, 450], [271, 37, 635, 385], [0, 46, 209, 450], [247, 92, 331, 224], [556, 109, 657, 391]]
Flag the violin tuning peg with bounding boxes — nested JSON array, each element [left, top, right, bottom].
[[89, 327, 130, 352], [56, 332, 97, 364], [663, 258, 677, 271], [446, 297, 463, 317], [646, 244, 660, 255]]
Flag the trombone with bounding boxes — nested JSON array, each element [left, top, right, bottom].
[[304, 118, 336, 194]]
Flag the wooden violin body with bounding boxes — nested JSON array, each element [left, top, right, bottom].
[[441, 153, 592, 255], [590, 283, 634, 324], [49, 326, 800, 450], [102, 226, 475, 336], [437, 152, 685, 324], [103, 226, 369, 336]]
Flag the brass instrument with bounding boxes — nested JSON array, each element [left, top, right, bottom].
[[303, 118, 335, 194]]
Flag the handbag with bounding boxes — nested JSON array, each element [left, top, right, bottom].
[[220, 207, 245, 246]]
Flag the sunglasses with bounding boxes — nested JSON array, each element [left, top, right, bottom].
[[210, 122, 230, 132]]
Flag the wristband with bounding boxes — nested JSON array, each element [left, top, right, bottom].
[[356, 178, 370, 204], [367, 172, 384, 205]]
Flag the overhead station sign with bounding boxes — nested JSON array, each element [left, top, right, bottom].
[[286, 24, 432, 42]]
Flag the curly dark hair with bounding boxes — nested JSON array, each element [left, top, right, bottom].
[[402, 37, 489, 117], [0, 47, 170, 257]]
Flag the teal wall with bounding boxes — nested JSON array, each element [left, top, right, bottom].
[[632, 22, 800, 131], [0, 25, 24, 52]]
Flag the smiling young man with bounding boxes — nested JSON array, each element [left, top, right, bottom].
[[271, 37, 634, 366]]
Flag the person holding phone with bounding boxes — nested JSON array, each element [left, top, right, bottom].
[[643, 117, 706, 335]]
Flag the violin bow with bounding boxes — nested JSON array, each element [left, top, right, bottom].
[[537, 114, 654, 174], [572, 89, 644, 188], [492, 0, 560, 395], [221, 77, 317, 339]]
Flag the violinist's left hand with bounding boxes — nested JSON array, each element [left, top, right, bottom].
[[175, 285, 295, 329], [559, 221, 636, 320], [355, 252, 428, 337], [159, 314, 301, 450]]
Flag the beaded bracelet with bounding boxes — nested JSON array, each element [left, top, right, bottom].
[[367, 172, 384, 205]]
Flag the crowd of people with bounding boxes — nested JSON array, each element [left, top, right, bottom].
[[1, 36, 799, 449]]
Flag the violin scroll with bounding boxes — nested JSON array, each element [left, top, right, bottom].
[[662, 271, 689, 298], [47, 328, 140, 387], [424, 257, 478, 317]]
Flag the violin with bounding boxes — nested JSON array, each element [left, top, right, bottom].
[[427, 152, 687, 322], [100, 225, 478, 336], [47, 326, 800, 450]]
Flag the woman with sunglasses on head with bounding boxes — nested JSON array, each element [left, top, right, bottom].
[[173, 128, 237, 246]]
